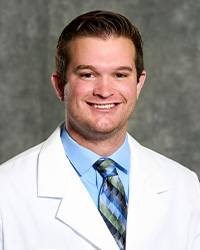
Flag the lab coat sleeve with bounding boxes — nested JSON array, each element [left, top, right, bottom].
[[192, 176, 200, 250], [0, 213, 3, 250], [193, 219, 200, 250]]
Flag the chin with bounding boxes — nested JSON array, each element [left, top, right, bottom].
[[89, 121, 125, 136], [90, 121, 116, 132]]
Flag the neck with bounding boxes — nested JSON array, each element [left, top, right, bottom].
[[66, 125, 127, 157]]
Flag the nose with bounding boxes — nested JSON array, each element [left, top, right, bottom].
[[93, 77, 114, 98]]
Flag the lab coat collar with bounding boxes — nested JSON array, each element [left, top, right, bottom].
[[126, 135, 169, 250], [37, 124, 169, 250], [37, 123, 119, 250]]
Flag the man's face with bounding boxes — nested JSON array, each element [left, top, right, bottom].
[[55, 36, 146, 141]]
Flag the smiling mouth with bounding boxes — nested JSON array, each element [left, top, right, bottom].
[[88, 103, 117, 109]]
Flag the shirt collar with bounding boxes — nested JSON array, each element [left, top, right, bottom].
[[60, 124, 130, 176]]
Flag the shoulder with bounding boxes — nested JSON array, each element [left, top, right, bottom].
[[0, 123, 63, 173], [0, 143, 44, 183], [128, 134, 199, 189], [144, 145, 199, 187], [1, 143, 43, 169], [128, 134, 200, 213], [0, 143, 44, 204], [0, 123, 63, 187]]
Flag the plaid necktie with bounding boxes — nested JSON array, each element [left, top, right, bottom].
[[94, 158, 127, 250]]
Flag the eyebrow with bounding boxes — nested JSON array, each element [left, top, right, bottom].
[[74, 65, 97, 73], [74, 65, 133, 72], [115, 66, 133, 72]]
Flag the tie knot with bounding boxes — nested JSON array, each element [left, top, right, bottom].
[[94, 158, 118, 178]]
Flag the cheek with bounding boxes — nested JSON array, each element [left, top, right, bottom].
[[66, 81, 93, 98], [120, 83, 137, 102]]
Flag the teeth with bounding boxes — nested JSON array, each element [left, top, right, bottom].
[[92, 104, 115, 109]]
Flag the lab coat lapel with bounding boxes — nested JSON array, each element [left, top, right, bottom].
[[126, 135, 169, 250], [38, 125, 169, 250], [38, 124, 119, 250], [57, 163, 119, 250], [38, 123, 69, 198]]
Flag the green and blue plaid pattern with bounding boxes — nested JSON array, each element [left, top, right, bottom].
[[94, 158, 127, 250]]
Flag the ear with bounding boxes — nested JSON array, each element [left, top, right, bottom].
[[51, 72, 65, 102], [137, 70, 146, 99]]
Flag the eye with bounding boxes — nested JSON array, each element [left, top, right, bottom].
[[80, 73, 95, 78], [115, 73, 127, 78]]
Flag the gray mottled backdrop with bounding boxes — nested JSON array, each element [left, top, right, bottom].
[[0, 0, 200, 178]]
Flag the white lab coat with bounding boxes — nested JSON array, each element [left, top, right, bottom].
[[0, 124, 199, 250]]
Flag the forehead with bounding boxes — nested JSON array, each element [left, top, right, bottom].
[[68, 36, 136, 69]]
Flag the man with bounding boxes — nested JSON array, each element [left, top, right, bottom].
[[0, 10, 199, 250]]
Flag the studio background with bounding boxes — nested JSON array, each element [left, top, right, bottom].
[[0, 0, 200, 178]]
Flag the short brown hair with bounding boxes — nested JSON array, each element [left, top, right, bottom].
[[56, 10, 144, 84]]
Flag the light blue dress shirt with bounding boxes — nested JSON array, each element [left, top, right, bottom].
[[60, 124, 130, 207]]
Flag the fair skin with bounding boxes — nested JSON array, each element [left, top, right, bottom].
[[51, 36, 146, 156]]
